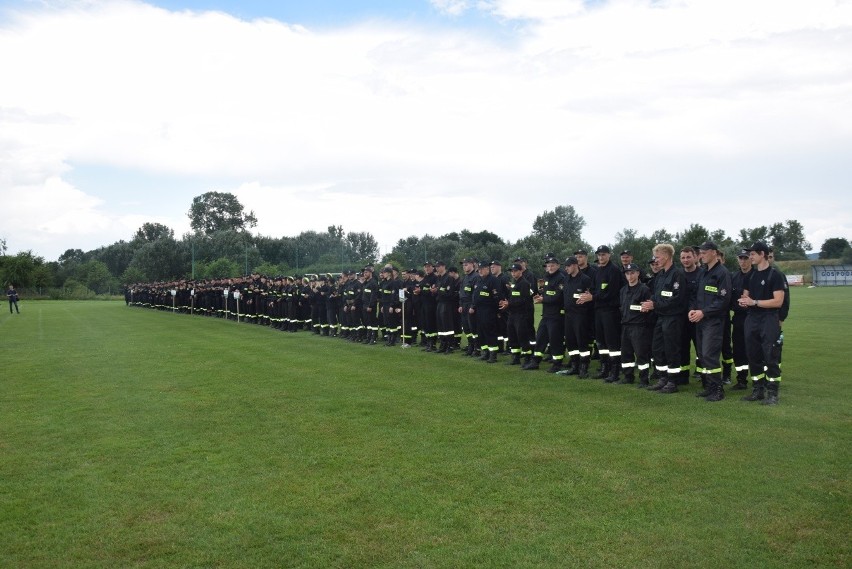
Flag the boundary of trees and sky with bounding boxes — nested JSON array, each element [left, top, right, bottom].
[[2, 191, 851, 298]]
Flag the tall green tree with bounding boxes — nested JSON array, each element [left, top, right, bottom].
[[768, 220, 810, 260], [531, 205, 586, 243], [819, 237, 851, 259], [133, 222, 174, 243], [188, 191, 258, 235]]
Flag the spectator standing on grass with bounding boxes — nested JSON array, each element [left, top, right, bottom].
[[7, 284, 20, 313]]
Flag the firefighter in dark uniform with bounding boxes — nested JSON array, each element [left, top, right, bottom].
[[419, 261, 439, 351], [729, 249, 753, 389], [679, 246, 701, 383], [361, 267, 379, 344], [400, 269, 417, 346], [459, 258, 480, 356], [500, 262, 534, 366], [737, 241, 787, 405], [689, 242, 733, 401], [434, 261, 457, 353], [514, 257, 538, 354], [490, 260, 510, 353], [379, 267, 402, 346], [578, 246, 623, 381], [575, 249, 598, 360], [641, 243, 689, 393], [471, 260, 505, 363], [767, 248, 791, 368], [614, 263, 653, 386], [560, 256, 594, 378], [523, 256, 566, 372]]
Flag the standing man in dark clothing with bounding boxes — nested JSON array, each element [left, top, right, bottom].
[[689, 242, 733, 401], [471, 260, 505, 363], [361, 267, 379, 344], [738, 242, 787, 405], [501, 262, 534, 366], [641, 243, 689, 393], [523, 256, 566, 372], [419, 261, 439, 351], [7, 284, 20, 314], [575, 249, 598, 358], [459, 258, 480, 356], [435, 261, 457, 353], [613, 263, 653, 386], [560, 257, 594, 378], [729, 249, 753, 390], [578, 246, 623, 381], [679, 246, 701, 383], [515, 256, 538, 353], [379, 267, 402, 346], [490, 260, 510, 353]]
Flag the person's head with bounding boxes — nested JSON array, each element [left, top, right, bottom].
[[746, 241, 770, 266], [620, 250, 633, 266], [510, 263, 524, 280], [490, 260, 502, 275], [737, 249, 751, 271], [767, 248, 776, 264], [513, 257, 528, 270], [435, 261, 446, 275], [565, 256, 579, 276], [680, 246, 697, 269], [423, 261, 434, 274], [698, 241, 720, 267], [624, 263, 641, 286], [595, 245, 612, 266], [543, 257, 560, 275], [653, 243, 675, 269], [648, 256, 661, 274], [573, 249, 588, 268], [462, 257, 477, 274], [478, 261, 492, 276]]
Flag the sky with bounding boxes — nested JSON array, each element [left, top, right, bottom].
[[1, 0, 851, 262]]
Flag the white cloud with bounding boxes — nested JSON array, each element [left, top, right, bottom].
[[1, 0, 850, 261]]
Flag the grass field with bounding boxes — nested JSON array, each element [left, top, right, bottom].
[[1, 289, 849, 568]]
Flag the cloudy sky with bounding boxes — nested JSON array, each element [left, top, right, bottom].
[[1, 0, 850, 261]]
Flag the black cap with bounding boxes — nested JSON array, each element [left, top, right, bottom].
[[596, 245, 612, 254], [745, 241, 770, 254], [435, 260, 446, 267], [623, 263, 641, 272], [448, 266, 458, 273], [513, 257, 527, 263], [574, 249, 588, 256], [461, 257, 478, 264], [510, 263, 523, 271], [698, 241, 719, 251], [491, 260, 502, 266], [543, 257, 560, 266], [380, 267, 392, 274], [423, 260, 433, 266], [362, 266, 373, 272], [620, 250, 631, 256], [648, 256, 657, 265], [737, 249, 749, 258], [479, 260, 492, 268], [565, 256, 578, 266]]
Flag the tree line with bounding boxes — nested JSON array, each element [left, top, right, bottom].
[[1, 191, 847, 295]]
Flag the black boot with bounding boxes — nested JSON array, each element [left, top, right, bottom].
[[761, 382, 779, 405], [506, 353, 521, 366], [546, 359, 563, 373], [722, 362, 732, 385], [704, 376, 725, 402], [648, 376, 668, 391], [521, 355, 532, 368], [565, 356, 580, 376], [696, 374, 712, 398], [521, 356, 541, 370], [577, 361, 590, 379], [637, 370, 649, 388], [604, 357, 621, 383], [731, 370, 749, 391], [595, 357, 610, 379], [479, 348, 491, 361], [368, 331, 378, 345], [617, 371, 635, 385], [487, 350, 497, 364], [742, 379, 765, 402], [659, 379, 679, 394]]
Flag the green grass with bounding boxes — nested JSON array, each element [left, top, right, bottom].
[[1, 290, 849, 568]]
